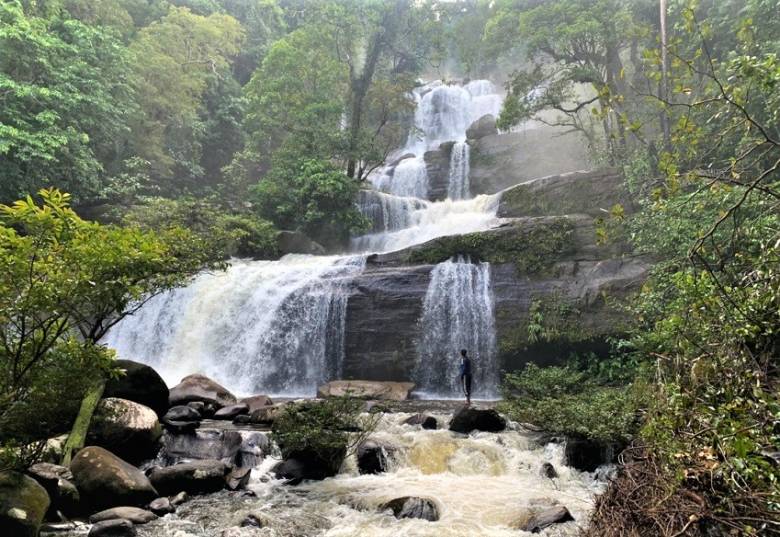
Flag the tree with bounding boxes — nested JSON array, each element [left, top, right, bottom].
[[0, 1, 136, 204], [0, 189, 221, 469], [251, 159, 368, 248], [128, 6, 244, 191]]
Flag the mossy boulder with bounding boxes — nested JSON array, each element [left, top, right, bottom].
[[0, 471, 50, 537], [403, 217, 576, 274], [88, 398, 162, 464], [70, 447, 157, 511]]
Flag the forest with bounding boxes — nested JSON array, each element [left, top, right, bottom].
[[0, 1, 778, 536]]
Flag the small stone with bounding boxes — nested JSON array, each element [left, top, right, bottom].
[[89, 506, 157, 524], [88, 518, 136, 537], [381, 497, 439, 521], [169, 491, 188, 506], [148, 497, 174, 515], [540, 462, 558, 479]]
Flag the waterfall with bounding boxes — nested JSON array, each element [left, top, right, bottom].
[[351, 194, 499, 254], [447, 142, 471, 200], [104, 256, 364, 397], [414, 257, 498, 399], [107, 79, 505, 399]]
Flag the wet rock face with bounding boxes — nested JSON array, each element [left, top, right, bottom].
[[148, 460, 230, 496], [468, 127, 590, 196], [156, 428, 243, 466], [357, 440, 396, 475], [423, 142, 455, 201], [168, 374, 237, 409], [0, 471, 50, 537], [466, 114, 498, 140], [69, 447, 157, 511], [103, 360, 169, 416], [449, 408, 506, 434], [88, 398, 162, 464], [27, 463, 80, 518], [382, 496, 440, 521], [272, 446, 346, 483], [564, 437, 621, 472]]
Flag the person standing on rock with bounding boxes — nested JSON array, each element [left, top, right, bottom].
[[459, 349, 473, 406]]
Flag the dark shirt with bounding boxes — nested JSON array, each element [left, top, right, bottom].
[[459, 356, 472, 377]]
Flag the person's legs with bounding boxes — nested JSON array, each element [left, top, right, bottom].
[[465, 374, 472, 406]]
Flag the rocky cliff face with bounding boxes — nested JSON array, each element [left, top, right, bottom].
[[342, 169, 650, 381]]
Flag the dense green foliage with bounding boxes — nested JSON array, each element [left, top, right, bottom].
[[501, 363, 639, 443], [0, 189, 218, 470], [271, 397, 379, 474]]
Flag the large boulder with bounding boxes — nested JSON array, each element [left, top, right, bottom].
[[357, 439, 396, 475], [466, 114, 498, 140], [239, 395, 273, 413], [272, 446, 346, 483], [70, 447, 157, 511], [317, 380, 415, 401], [156, 429, 243, 466], [381, 497, 439, 521], [88, 398, 162, 464], [88, 518, 136, 537], [169, 374, 237, 409], [448, 408, 506, 434], [276, 230, 326, 256], [148, 460, 230, 496], [27, 463, 80, 518], [89, 507, 157, 524], [213, 403, 249, 420], [103, 360, 169, 416], [0, 471, 50, 537]]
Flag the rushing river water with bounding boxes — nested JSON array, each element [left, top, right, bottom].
[[50, 412, 605, 537]]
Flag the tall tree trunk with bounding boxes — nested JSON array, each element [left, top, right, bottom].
[[659, 0, 672, 150]]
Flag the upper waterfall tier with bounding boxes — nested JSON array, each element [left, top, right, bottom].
[[368, 79, 503, 200]]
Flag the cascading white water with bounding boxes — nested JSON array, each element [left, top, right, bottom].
[[351, 194, 499, 254], [414, 257, 499, 399], [104, 256, 364, 396], [107, 79, 505, 398], [447, 141, 471, 200]]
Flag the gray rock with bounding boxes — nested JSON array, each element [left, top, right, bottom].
[[276, 230, 326, 256], [226, 467, 251, 491], [239, 395, 273, 413], [186, 401, 205, 414], [156, 429, 242, 466], [540, 462, 558, 479], [88, 518, 136, 537], [70, 447, 157, 511], [88, 398, 162, 464], [449, 408, 506, 434], [519, 505, 574, 533], [163, 405, 201, 423], [213, 403, 249, 420], [89, 507, 157, 524], [168, 374, 237, 409], [0, 471, 50, 537], [103, 360, 169, 416], [148, 460, 230, 496], [381, 496, 439, 521], [148, 497, 174, 515], [169, 492, 188, 506], [27, 462, 80, 518], [403, 414, 437, 429], [466, 114, 498, 139], [357, 440, 396, 475]]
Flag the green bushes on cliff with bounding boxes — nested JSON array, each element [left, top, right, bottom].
[[500, 363, 642, 444]]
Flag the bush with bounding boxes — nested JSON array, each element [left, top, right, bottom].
[[500, 363, 641, 443], [252, 158, 368, 248], [122, 197, 279, 259], [271, 397, 379, 472]]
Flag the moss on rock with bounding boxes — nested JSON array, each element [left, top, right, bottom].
[[406, 218, 575, 274]]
